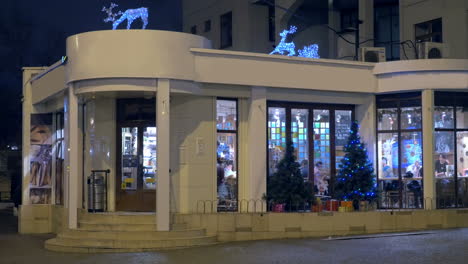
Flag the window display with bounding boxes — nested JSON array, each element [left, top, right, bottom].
[[121, 127, 138, 190], [313, 110, 330, 195], [268, 107, 286, 175], [217, 99, 238, 212], [434, 92, 468, 208], [143, 127, 156, 189], [377, 93, 422, 209], [292, 109, 308, 180]]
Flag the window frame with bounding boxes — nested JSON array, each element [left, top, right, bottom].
[[267, 101, 355, 197], [216, 98, 239, 212], [220, 11, 233, 49], [376, 92, 423, 209], [434, 92, 468, 208]]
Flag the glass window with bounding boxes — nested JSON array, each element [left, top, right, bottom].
[[434, 106, 454, 128], [268, 107, 286, 175], [204, 20, 211, 32], [143, 127, 156, 190], [401, 107, 422, 130], [456, 107, 468, 129], [434, 132, 454, 178], [217, 100, 237, 130], [292, 109, 309, 180], [378, 133, 399, 179], [313, 110, 330, 195], [220, 12, 232, 49], [378, 108, 398, 131], [400, 132, 422, 178], [217, 99, 237, 212], [335, 110, 352, 170], [121, 127, 138, 190]]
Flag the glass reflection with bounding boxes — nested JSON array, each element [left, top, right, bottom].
[[434, 106, 454, 129], [456, 107, 468, 129], [401, 107, 422, 130], [292, 109, 309, 181], [378, 108, 398, 130], [268, 108, 286, 175], [313, 109, 330, 195], [121, 127, 138, 190], [216, 100, 237, 130], [143, 127, 156, 189]]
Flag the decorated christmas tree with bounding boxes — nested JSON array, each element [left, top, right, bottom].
[[265, 140, 314, 210], [334, 121, 377, 205]]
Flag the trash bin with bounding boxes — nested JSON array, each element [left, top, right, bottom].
[[87, 169, 110, 212]]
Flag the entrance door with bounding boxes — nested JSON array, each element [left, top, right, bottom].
[[117, 125, 157, 211]]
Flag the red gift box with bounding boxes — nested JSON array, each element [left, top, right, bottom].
[[326, 200, 339, 211], [312, 204, 323, 212], [273, 203, 285, 212]]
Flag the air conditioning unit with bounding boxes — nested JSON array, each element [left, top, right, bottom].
[[417, 42, 447, 59], [359, 47, 386, 63]]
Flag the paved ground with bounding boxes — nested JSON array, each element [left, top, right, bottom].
[[1, 206, 468, 264]]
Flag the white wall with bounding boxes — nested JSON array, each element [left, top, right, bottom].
[[400, 0, 468, 59]]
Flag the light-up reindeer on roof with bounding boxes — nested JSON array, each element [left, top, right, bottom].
[[102, 3, 149, 30], [269, 26, 297, 56]]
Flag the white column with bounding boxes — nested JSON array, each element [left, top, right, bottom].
[[248, 87, 267, 211], [422, 89, 436, 210], [358, 0, 374, 47], [66, 85, 79, 229], [157, 79, 170, 231], [22, 71, 34, 206]]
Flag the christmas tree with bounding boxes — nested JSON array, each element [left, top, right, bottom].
[[266, 140, 314, 210], [334, 121, 377, 205]]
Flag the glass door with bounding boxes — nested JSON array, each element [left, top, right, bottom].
[[117, 125, 156, 211]]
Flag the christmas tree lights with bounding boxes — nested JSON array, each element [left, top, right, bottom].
[[334, 121, 377, 204]]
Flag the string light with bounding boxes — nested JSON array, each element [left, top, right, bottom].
[[102, 3, 149, 30], [270, 26, 320, 59]]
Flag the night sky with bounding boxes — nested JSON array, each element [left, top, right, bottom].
[[0, 0, 182, 148]]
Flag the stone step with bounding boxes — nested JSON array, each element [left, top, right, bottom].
[[78, 222, 157, 231], [58, 229, 206, 240], [78, 212, 156, 224], [45, 236, 218, 253]]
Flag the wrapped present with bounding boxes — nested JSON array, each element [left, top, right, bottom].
[[326, 200, 339, 211], [338, 206, 347, 212], [340, 201, 353, 208], [312, 204, 323, 212], [273, 203, 285, 212], [359, 201, 369, 211]]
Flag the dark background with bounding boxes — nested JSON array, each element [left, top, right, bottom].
[[0, 0, 182, 148]]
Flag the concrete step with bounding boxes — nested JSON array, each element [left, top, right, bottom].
[[78, 212, 156, 224], [45, 236, 218, 253], [58, 229, 206, 240], [78, 222, 157, 231]]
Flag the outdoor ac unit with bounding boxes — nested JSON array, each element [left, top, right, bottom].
[[417, 42, 447, 59], [359, 47, 386, 63]]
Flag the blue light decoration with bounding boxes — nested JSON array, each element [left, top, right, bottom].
[[270, 26, 320, 59], [102, 3, 148, 30]]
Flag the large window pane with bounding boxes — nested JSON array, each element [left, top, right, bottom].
[[457, 132, 468, 207], [121, 127, 138, 190], [216, 100, 237, 130], [292, 109, 309, 181], [313, 110, 330, 195], [142, 127, 156, 190], [335, 110, 352, 170], [401, 107, 422, 130], [268, 107, 286, 175], [378, 133, 399, 179], [456, 107, 468, 129], [435, 131, 455, 208], [217, 133, 237, 211], [434, 106, 454, 128], [401, 132, 423, 209], [378, 108, 398, 130]]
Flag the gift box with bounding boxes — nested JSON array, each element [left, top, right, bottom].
[[340, 201, 353, 208], [326, 200, 339, 211], [338, 206, 347, 213], [273, 203, 285, 212], [312, 204, 323, 212]]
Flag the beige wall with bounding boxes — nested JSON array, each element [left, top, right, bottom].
[[400, 0, 468, 59], [183, 0, 272, 52]]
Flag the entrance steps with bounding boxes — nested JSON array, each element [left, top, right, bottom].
[[45, 212, 217, 253]]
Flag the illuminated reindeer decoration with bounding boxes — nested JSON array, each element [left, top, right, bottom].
[[102, 3, 149, 30], [270, 26, 297, 56], [269, 25, 320, 59]]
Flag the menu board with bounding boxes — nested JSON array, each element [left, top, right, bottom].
[[335, 122, 351, 146]]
